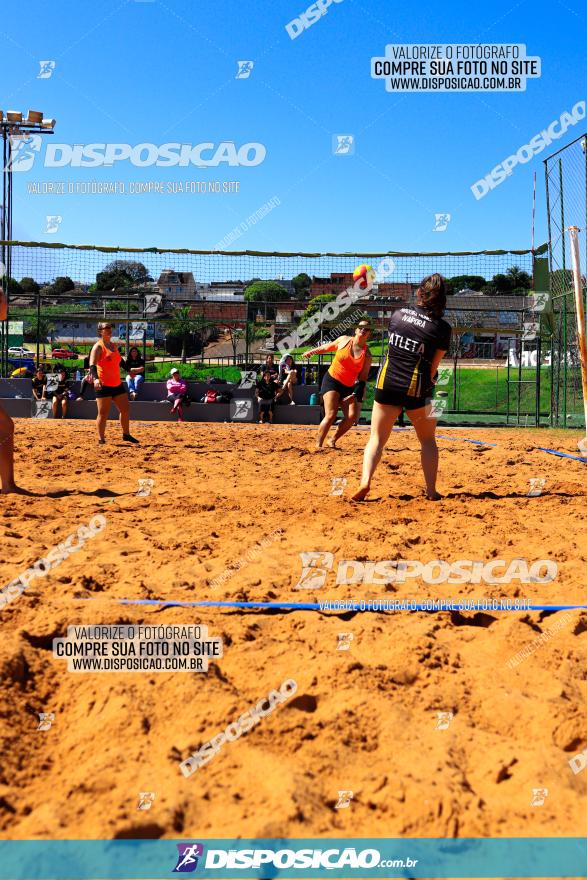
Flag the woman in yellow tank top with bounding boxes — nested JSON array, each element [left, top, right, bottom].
[[302, 320, 372, 449], [89, 322, 138, 445]]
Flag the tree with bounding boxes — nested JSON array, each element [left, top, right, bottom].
[[103, 260, 152, 284], [244, 280, 289, 322], [487, 273, 513, 294], [245, 320, 269, 362], [20, 277, 40, 293], [166, 308, 210, 363], [506, 265, 532, 291], [445, 275, 486, 295], [226, 327, 244, 365], [244, 280, 289, 304], [5, 278, 22, 296], [486, 266, 533, 295], [292, 273, 312, 299], [104, 299, 140, 312], [95, 269, 134, 291], [53, 276, 75, 294], [300, 293, 336, 324]]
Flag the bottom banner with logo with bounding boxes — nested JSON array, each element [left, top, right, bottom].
[[0, 838, 586, 878]]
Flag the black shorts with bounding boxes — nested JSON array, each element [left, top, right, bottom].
[[320, 372, 355, 399], [95, 383, 127, 399], [259, 398, 275, 411], [374, 388, 427, 410]]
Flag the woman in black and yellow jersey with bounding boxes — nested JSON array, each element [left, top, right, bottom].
[[352, 274, 451, 502]]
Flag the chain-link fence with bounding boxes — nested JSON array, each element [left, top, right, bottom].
[[545, 131, 587, 428]]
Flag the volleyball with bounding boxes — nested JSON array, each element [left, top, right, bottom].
[[0, 4, 584, 872], [352, 263, 375, 289]]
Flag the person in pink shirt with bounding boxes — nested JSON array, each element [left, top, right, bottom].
[[166, 368, 191, 421]]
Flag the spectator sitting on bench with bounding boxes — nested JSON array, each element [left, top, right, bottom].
[[276, 354, 297, 405], [123, 346, 145, 400], [32, 368, 47, 400], [260, 353, 279, 381], [256, 368, 279, 425], [76, 356, 94, 401], [166, 367, 191, 422], [52, 367, 70, 419]]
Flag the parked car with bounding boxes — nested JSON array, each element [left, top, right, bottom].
[[51, 348, 77, 359], [8, 346, 32, 358]]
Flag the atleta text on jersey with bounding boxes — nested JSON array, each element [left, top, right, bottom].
[[377, 306, 451, 397]]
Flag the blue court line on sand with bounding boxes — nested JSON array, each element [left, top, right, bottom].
[[438, 433, 587, 461], [438, 435, 497, 447], [83, 598, 587, 611], [536, 446, 587, 463]]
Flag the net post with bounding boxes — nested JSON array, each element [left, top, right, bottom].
[[567, 225, 587, 449], [559, 159, 568, 424]]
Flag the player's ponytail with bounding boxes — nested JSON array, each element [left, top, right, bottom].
[[417, 273, 447, 318]]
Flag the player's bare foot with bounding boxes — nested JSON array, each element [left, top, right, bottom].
[[327, 439, 338, 449], [425, 490, 442, 501], [1, 483, 32, 496], [351, 484, 370, 502]]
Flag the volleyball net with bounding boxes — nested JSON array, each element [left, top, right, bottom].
[[0, 239, 564, 425]]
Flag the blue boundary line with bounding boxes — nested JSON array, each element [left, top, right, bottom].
[[437, 433, 586, 462], [438, 435, 497, 447], [536, 446, 587, 462], [80, 598, 587, 611]]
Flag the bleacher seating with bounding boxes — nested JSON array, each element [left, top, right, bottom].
[[0, 379, 33, 418], [0, 378, 322, 425]]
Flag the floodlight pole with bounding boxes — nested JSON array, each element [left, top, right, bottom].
[[0, 117, 55, 376], [1, 128, 12, 378]]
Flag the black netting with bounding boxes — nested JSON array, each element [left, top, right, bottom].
[[545, 132, 587, 428], [0, 240, 546, 425]]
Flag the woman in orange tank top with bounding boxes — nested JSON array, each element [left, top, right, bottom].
[[89, 322, 138, 445], [302, 320, 373, 449]]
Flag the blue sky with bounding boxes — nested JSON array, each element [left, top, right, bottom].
[[1, 0, 586, 255]]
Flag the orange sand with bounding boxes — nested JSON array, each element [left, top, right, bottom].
[[0, 419, 586, 850]]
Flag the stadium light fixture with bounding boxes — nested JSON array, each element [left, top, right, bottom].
[[6, 111, 22, 123], [26, 110, 43, 124]]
